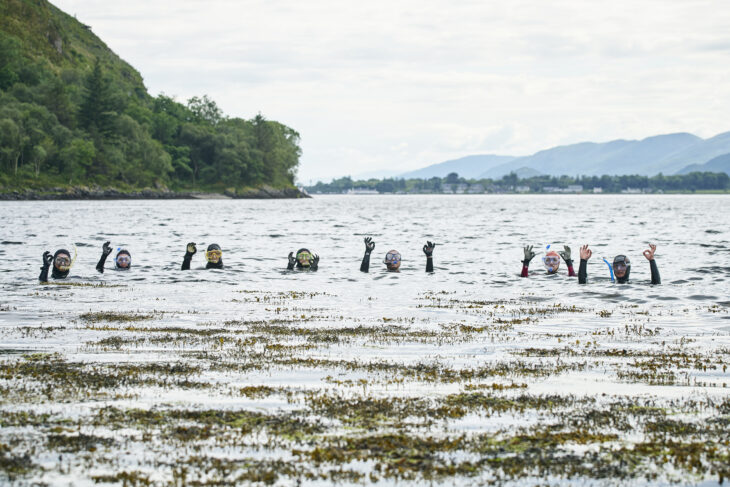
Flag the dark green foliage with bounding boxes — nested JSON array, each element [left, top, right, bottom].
[[0, 0, 300, 192], [307, 171, 730, 194]]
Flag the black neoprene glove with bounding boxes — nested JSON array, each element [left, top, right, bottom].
[[287, 252, 296, 270], [423, 241, 436, 257], [42, 251, 53, 269], [522, 245, 535, 266], [364, 237, 375, 254], [558, 245, 573, 267]]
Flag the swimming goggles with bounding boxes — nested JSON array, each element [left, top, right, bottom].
[[384, 252, 401, 264], [115, 254, 131, 267], [54, 255, 72, 271], [205, 249, 222, 262]]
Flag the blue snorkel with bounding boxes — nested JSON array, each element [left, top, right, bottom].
[[602, 257, 615, 282]]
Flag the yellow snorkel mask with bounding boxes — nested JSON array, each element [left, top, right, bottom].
[[205, 244, 222, 264]]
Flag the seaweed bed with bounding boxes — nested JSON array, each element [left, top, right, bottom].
[[1, 288, 730, 486]]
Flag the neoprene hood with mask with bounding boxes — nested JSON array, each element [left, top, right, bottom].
[[613, 255, 631, 283], [206, 243, 223, 269]]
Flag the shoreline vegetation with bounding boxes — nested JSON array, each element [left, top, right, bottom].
[[305, 171, 730, 195], [0, 0, 302, 199]]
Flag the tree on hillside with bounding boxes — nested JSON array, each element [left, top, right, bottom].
[[79, 59, 118, 136]]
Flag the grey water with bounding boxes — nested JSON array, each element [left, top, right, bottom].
[[2, 194, 729, 365], [1, 194, 728, 305]]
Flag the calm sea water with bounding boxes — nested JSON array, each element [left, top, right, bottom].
[[1, 195, 729, 486], [1, 195, 728, 305]]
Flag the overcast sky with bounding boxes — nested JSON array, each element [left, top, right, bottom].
[[53, 0, 730, 183]]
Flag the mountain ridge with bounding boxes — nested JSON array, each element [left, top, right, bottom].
[[398, 132, 730, 180]]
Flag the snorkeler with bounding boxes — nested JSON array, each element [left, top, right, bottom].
[[520, 245, 576, 277], [181, 242, 223, 270], [39, 248, 73, 281], [287, 249, 319, 271], [578, 244, 660, 284], [96, 241, 131, 273], [359, 237, 436, 272]]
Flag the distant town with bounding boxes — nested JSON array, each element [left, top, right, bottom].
[[304, 171, 730, 195]]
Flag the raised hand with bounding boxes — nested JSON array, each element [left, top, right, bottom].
[[579, 244, 592, 260], [522, 245, 535, 264], [288, 252, 296, 266], [364, 237, 375, 253], [102, 241, 112, 256], [643, 244, 657, 261], [423, 241, 436, 257], [42, 251, 53, 267], [558, 245, 572, 262], [312, 254, 320, 266], [186, 242, 197, 255]]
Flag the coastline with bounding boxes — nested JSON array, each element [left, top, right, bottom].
[[0, 185, 310, 200]]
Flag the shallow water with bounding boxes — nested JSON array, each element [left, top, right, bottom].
[[1, 195, 729, 486]]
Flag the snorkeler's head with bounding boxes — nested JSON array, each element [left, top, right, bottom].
[[295, 248, 313, 268], [115, 249, 131, 270], [544, 250, 561, 274], [613, 255, 631, 283], [53, 249, 71, 272], [206, 244, 222, 264], [383, 250, 401, 271]]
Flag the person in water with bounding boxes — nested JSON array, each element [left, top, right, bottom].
[[287, 248, 319, 271], [182, 242, 223, 270], [39, 248, 73, 281], [520, 245, 576, 277], [96, 241, 131, 273], [578, 244, 660, 284], [359, 237, 436, 272]]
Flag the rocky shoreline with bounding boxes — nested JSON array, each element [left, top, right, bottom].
[[0, 185, 310, 200]]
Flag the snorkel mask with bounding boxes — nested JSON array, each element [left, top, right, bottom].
[[205, 244, 222, 264], [54, 252, 72, 272], [115, 249, 131, 270], [383, 250, 401, 270], [613, 255, 631, 283], [296, 248, 313, 268], [543, 251, 561, 274]]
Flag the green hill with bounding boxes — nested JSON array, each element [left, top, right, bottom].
[[0, 0, 301, 195]]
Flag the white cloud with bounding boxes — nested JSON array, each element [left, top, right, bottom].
[[53, 0, 730, 182]]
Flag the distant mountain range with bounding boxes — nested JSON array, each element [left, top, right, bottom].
[[396, 131, 730, 180]]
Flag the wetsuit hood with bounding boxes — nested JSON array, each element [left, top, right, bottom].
[[295, 248, 311, 268], [613, 255, 631, 283], [51, 249, 70, 279], [206, 243, 223, 269], [115, 249, 131, 270]]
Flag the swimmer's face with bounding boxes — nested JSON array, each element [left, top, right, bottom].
[[384, 251, 401, 271], [54, 253, 71, 271], [116, 254, 131, 269], [206, 250, 222, 264], [614, 263, 627, 278], [544, 254, 560, 274]]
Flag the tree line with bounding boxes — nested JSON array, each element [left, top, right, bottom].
[[306, 171, 730, 194], [0, 30, 301, 191]]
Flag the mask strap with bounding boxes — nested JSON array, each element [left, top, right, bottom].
[[602, 258, 615, 282]]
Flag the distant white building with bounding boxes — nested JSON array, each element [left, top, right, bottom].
[[621, 188, 642, 194], [593, 187, 603, 193], [566, 185, 583, 193], [345, 188, 379, 195], [467, 184, 485, 194], [515, 186, 530, 193]]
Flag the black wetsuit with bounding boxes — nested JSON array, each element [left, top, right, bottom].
[[39, 250, 70, 281], [182, 252, 223, 270], [578, 259, 660, 284]]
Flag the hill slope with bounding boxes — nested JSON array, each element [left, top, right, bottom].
[[398, 154, 515, 179], [677, 152, 730, 175], [0, 0, 301, 194]]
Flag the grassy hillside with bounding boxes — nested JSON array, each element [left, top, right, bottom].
[[0, 0, 301, 193]]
